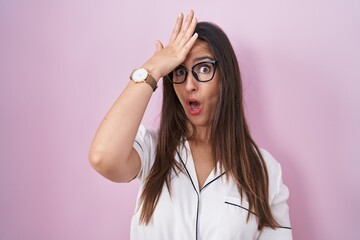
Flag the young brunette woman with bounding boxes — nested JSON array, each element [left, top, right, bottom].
[[89, 11, 292, 240]]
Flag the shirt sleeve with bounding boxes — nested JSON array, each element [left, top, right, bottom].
[[132, 125, 157, 183], [258, 149, 293, 240]]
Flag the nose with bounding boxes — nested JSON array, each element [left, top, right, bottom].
[[184, 71, 198, 92]]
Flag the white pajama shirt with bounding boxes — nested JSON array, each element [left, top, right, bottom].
[[131, 125, 293, 240]]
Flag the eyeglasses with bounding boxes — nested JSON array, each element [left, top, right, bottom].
[[166, 60, 218, 84]]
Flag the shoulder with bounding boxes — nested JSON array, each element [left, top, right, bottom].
[[136, 125, 158, 142], [259, 148, 282, 177], [259, 148, 287, 203], [134, 125, 158, 151], [133, 125, 159, 182]]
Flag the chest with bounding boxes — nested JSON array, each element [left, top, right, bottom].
[[131, 142, 260, 240], [132, 171, 259, 240], [190, 144, 214, 189]]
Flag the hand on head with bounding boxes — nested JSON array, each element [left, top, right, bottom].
[[142, 11, 198, 81]]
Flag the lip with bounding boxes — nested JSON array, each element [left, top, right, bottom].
[[186, 98, 202, 116]]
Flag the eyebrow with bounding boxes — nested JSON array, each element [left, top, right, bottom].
[[178, 56, 215, 68], [193, 56, 214, 62]]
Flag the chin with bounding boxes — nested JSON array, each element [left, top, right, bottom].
[[187, 118, 211, 128]]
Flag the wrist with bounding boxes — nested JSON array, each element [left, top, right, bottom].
[[141, 64, 161, 82], [130, 68, 158, 92]]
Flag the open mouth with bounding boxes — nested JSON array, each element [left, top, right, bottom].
[[189, 100, 200, 111], [186, 99, 202, 115]]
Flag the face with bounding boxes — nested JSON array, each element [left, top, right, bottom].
[[173, 40, 220, 129]]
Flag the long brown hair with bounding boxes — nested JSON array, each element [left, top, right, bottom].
[[138, 22, 280, 230]]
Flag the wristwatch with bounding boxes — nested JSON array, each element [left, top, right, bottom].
[[130, 68, 157, 92]]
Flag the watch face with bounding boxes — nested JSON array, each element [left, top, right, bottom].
[[132, 68, 148, 82]]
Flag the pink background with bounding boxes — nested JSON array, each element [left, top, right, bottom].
[[1, 1, 359, 239]]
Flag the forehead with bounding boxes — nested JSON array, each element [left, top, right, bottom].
[[183, 40, 214, 65]]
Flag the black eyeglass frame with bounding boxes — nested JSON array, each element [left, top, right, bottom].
[[166, 60, 218, 84]]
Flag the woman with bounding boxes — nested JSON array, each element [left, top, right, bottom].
[[89, 11, 292, 240]]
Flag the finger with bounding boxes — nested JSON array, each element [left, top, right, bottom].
[[178, 17, 197, 47], [174, 10, 195, 45], [179, 10, 194, 35], [180, 32, 198, 57], [169, 13, 183, 43], [183, 10, 194, 29], [154, 40, 164, 52]]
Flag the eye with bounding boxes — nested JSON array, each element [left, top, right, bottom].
[[196, 63, 212, 74], [174, 67, 186, 76]]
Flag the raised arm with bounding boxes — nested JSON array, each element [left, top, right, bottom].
[[89, 11, 198, 182]]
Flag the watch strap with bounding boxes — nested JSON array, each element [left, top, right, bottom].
[[145, 74, 157, 92]]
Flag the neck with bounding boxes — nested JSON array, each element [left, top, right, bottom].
[[187, 123, 212, 145]]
